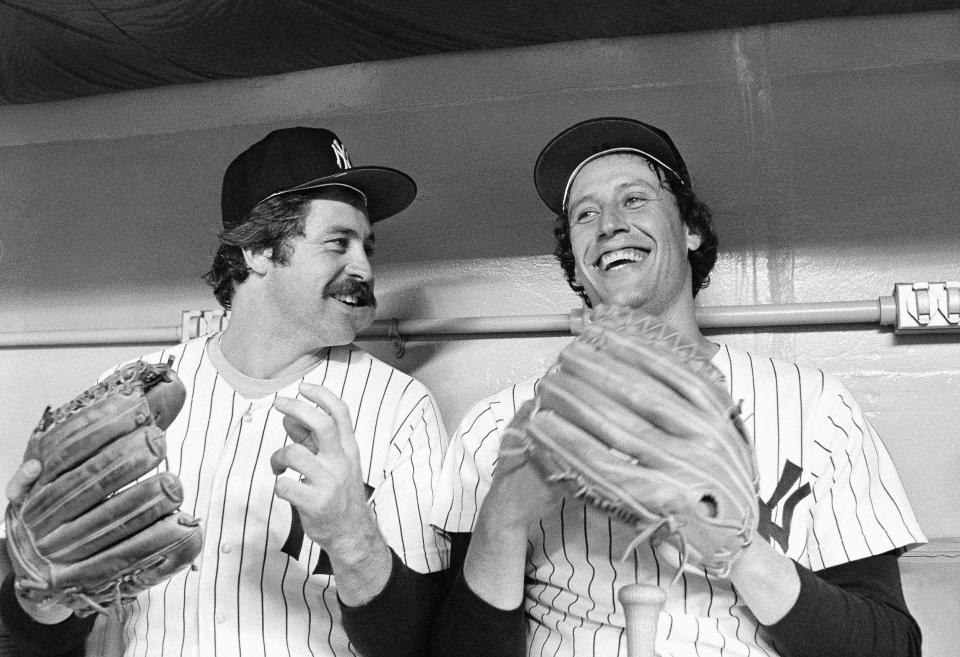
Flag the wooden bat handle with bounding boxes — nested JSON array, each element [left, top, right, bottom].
[[619, 583, 666, 657]]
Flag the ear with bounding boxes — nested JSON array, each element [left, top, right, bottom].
[[685, 225, 703, 253], [242, 247, 273, 276]]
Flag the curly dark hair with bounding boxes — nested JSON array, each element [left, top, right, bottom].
[[553, 159, 718, 306], [202, 188, 366, 309]]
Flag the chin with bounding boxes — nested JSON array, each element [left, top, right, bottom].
[[326, 333, 356, 346], [590, 289, 648, 311], [316, 315, 371, 346]]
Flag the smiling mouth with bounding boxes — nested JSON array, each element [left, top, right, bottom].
[[327, 280, 375, 308], [594, 247, 649, 272], [333, 293, 368, 307]]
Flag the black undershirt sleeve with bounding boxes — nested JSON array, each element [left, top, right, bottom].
[[430, 566, 527, 657], [338, 535, 527, 657], [429, 533, 526, 657], [341, 536, 919, 657], [430, 537, 920, 657], [0, 573, 94, 657], [763, 549, 921, 657], [338, 549, 447, 657]]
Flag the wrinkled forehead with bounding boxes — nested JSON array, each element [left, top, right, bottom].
[[565, 152, 664, 205]]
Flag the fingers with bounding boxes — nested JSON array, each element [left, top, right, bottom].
[[293, 383, 356, 454], [273, 476, 316, 512], [274, 382, 359, 458], [273, 396, 337, 455], [279, 411, 326, 454], [5, 459, 42, 505], [270, 442, 327, 479]]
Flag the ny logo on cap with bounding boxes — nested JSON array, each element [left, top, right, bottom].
[[331, 139, 352, 170]]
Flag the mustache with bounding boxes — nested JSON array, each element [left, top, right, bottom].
[[325, 279, 376, 307]]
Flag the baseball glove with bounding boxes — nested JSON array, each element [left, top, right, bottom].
[[514, 305, 758, 577], [4, 360, 204, 616]]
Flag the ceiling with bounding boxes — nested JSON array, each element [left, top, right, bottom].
[[1, 0, 954, 105]]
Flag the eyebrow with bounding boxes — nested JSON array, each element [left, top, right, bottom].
[[569, 180, 660, 208], [325, 225, 374, 242]]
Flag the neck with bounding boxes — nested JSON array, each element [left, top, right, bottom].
[[218, 305, 331, 380]]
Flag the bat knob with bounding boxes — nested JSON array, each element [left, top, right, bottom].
[[619, 583, 666, 657]]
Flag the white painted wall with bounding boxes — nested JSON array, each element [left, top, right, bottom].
[[1, 10, 958, 654]]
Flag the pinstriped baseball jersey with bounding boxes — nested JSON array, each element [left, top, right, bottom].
[[96, 333, 448, 657], [431, 343, 924, 657]]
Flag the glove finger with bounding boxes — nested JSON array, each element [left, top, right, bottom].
[[52, 511, 202, 594], [5, 459, 41, 505], [548, 356, 755, 473], [38, 472, 185, 562], [535, 372, 733, 473], [31, 394, 156, 487], [576, 321, 733, 416], [525, 409, 671, 525], [136, 363, 186, 431], [556, 342, 745, 456], [28, 362, 184, 486], [22, 426, 166, 536], [527, 409, 755, 529], [538, 369, 757, 507]]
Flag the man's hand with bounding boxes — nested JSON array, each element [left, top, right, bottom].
[[463, 402, 562, 610], [271, 382, 391, 605], [480, 402, 562, 534]]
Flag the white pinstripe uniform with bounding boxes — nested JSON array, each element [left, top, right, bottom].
[[96, 333, 448, 657], [431, 343, 925, 657]]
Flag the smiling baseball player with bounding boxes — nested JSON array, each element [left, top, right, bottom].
[[2, 127, 449, 657], [426, 118, 925, 657]]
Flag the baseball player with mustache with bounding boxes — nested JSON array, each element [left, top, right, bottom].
[[2, 127, 450, 657]]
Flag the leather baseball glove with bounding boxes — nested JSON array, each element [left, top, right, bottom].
[[514, 305, 759, 577], [4, 360, 204, 616]]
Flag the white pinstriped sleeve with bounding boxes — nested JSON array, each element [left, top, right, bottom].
[[429, 401, 500, 534], [374, 380, 450, 574], [430, 378, 540, 535], [804, 374, 926, 570]]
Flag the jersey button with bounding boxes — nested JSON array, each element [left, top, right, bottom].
[[221, 543, 232, 554], [215, 611, 226, 624], [242, 412, 253, 422]]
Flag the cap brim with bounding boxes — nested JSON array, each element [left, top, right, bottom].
[[534, 117, 687, 215], [281, 166, 417, 223]]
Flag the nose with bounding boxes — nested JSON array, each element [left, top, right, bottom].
[[597, 206, 630, 238], [344, 246, 373, 282]]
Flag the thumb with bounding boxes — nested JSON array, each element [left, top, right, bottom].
[[6, 460, 42, 506]]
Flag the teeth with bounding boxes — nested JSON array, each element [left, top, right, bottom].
[[334, 294, 360, 306], [597, 248, 646, 271]]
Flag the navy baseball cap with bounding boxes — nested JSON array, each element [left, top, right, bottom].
[[221, 127, 417, 228], [534, 117, 690, 215]]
